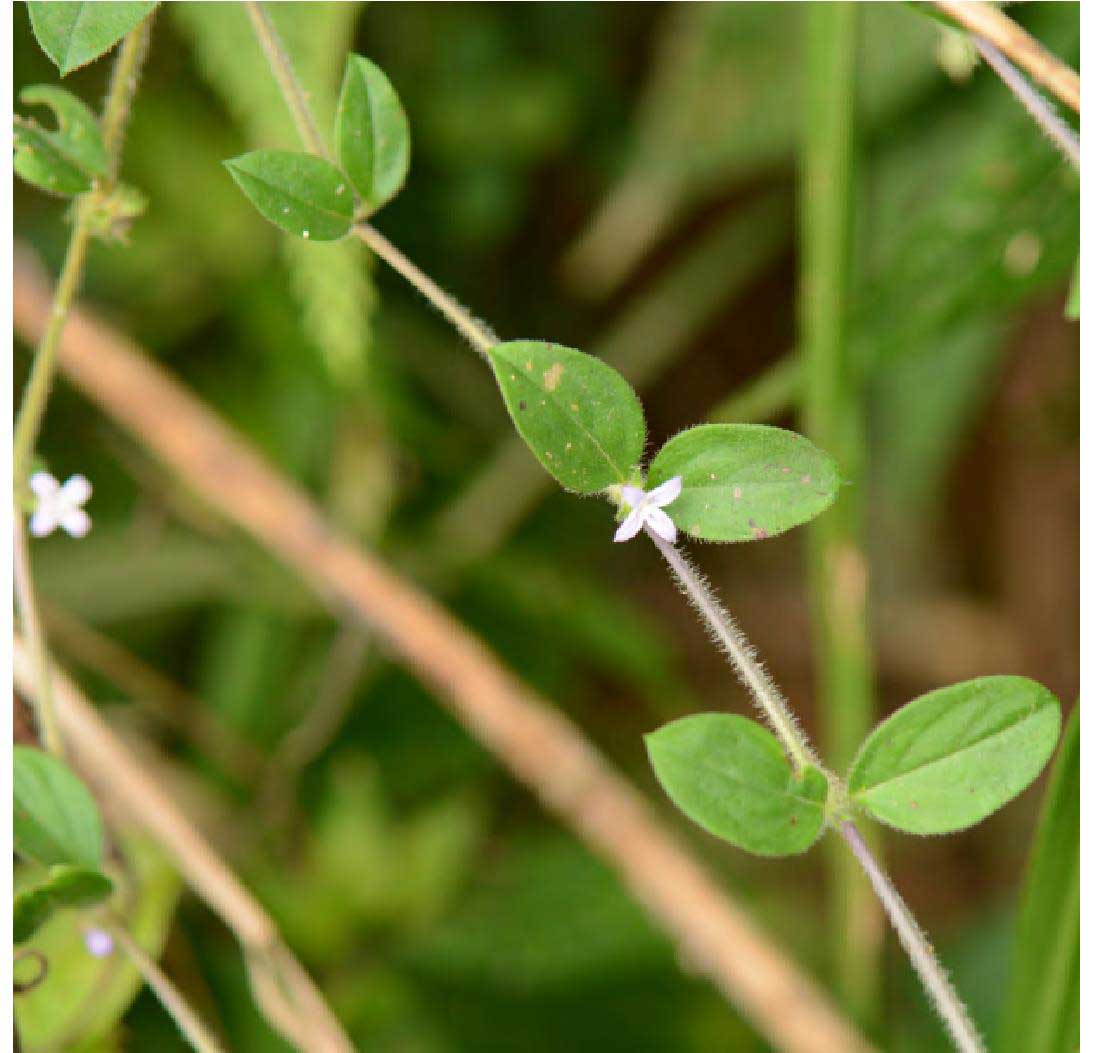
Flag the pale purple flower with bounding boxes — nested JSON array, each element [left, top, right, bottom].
[[84, 927, 114, 958], [29, 472, 92, 539], [614, 476, 683, 543]]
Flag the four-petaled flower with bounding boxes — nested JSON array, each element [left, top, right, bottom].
[[29, 472, 92, 539], [614, 476, 682, 543]]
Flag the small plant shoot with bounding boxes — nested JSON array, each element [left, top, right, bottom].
[[14, 5, 1078, 1052]]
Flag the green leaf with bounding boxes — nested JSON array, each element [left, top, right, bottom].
[[336, 55, 411, 214], [224, 150, 354, 241], [645, 714, 829, 856], [13, 866, 114, 944], [646, 424, 840, 542], [14, 887, 56, 945], [487, 341, 646, 493], [848, 676, 1061, 835], [28, 2, 156, 75], [999, 708, 1078, 1053], [1065, 256, 1079, 320], [13, 746, 104, 868], [14, 84, 108, 197]]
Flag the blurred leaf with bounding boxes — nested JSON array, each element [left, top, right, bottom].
[[336, 55, 411, 214], [14, 746, 104, 867], [648, 424, 840, 543], [1065, 257, 1079, 320], [14, 84, 107, 196], [14, 865, 114, 943], [849, 677, 1061, 835], [646, 714, 829, 856], [999, 708, 1078, 1053], [27, 1, 155, 75], [488, 341, 646, 493], [225, 150, 354, 241], [16, 834, 181, 1049]]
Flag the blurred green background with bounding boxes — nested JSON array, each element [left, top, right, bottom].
[[14, 3, 1078, 1050]]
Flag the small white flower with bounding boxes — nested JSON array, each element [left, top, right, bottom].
[[614, 476, 683, 543], [84, 927, 114, 958], [29, 472, 92, 539]]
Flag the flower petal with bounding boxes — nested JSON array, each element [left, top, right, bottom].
[[59, 474, 92, 506], [59, 508, 92, 538], [29, 472, 59, 499], [613, 507, 645, 543], [645, 507, 677, 543], [29, 509, 58, 537], [620, 485, 646, 509], [648, 475, 682, 507]]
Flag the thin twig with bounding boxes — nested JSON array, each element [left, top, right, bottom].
[[12, 253, 874, 1053], [12, 639, 356, 1053], [932, 0, 1079, 114], [13, 516, 62, 754], [973, 36, 1079, 169], [109, 924, 226, 1053], [840, 823, 986, 1053]]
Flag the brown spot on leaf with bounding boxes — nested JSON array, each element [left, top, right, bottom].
[[749, 518, 769, 540], [732, 487, 743, 499], [518, 400, 527, 411], [543, 362, 564, 391]]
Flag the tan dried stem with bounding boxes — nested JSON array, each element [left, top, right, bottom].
[[13, 248, 873, 1053]]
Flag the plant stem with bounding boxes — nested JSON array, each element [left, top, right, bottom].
[[12, 19, 150, 488], [932, 0, 1080, 113], [799, 2, 881, 1024], [354, 224, 496, 354], [645, 527, 816, 774], [109, 924, 226, 1053], [972, 36, 1079, 169], [13, 515, 62, 755], [839, 822, 986, 1053], [242, 0, 329, 159]]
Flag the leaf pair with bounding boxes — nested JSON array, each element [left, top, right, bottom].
[[226, 56, 410, 241], [14, 85, 107, 197], [14, 747, 113, 942], [647, 677, 1061, 857], [489, 340, 840, 542]]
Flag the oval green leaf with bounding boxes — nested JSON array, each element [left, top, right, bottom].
[[13, 865, 113, 945], [488, 340, 646, 493], [336, 55, 411, 214], [14, 85, 108, 197], [848, 676, 1061, 835], [14, 746, 104, 868], [647, 424, 840, 543], [28, 2, 156, 76], [645, 714, 829, 856], [224, 150, 353, 241]]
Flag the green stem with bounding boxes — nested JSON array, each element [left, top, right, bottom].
[[12, 20, 150, 487], [798, 2, 880, 1025], [109, 924, 226, 1053], [11, 19, 151, 756]]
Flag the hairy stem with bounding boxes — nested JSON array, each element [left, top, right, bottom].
[[242, 0, 329, 159], [110, 924, 226, 1053], [973, 36, 1079, 169], [839, 822, 986, 1053], [354, 224, 496, 354], [12, 19, 150, 487], [645, 527, 816, 774], [800, 2, 881, 1022]]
